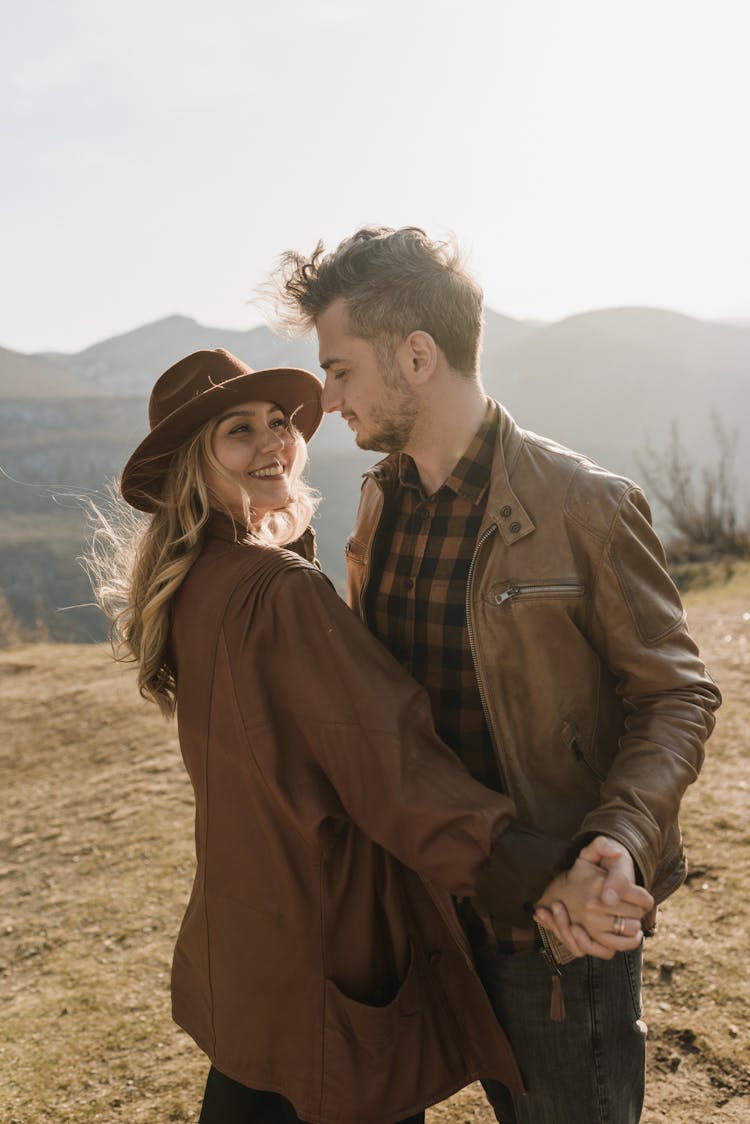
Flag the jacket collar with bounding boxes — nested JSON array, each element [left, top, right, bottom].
[[204, 508, 317, 561], [364, 399, 536, 547], [482, 401, 535, 545], [205, 509, 252, 543]]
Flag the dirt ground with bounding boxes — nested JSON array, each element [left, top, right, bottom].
[[1, 571, 748, 1122]]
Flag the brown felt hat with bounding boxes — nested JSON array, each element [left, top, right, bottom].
[[120, 348, 323, 512]]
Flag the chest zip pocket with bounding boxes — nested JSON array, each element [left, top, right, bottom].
[[494, 582, 585, 605]]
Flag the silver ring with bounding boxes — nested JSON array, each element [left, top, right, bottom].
[[613, 915, 626, 936]]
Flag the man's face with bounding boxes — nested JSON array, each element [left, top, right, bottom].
[[316, 297, 418, 453]]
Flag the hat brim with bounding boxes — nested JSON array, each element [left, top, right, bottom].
[[120, 366, 323, 512]]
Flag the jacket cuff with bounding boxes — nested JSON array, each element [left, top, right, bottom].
[[473, 827, 571, 929], [572, 820, 653, 889]]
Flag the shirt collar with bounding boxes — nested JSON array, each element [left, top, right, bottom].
[[396, 401, 497, 505]]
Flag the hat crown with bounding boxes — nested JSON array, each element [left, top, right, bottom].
[[148, 349, 253, 430]]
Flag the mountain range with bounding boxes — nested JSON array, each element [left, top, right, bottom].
[[1, 306, 748, 641]]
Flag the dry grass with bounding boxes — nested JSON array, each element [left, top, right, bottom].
[[1, 572, 748, 1122]]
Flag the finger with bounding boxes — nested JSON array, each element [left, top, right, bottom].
[[586, 928, 644, 953], [578, 836, 627, 865], [594, 888, 653, 917], [532, 907, 567, 948], [566, 924, 616, 960], [585, 914, 645, 947], [601, 892, 654, 918], [547, 901, 587, 958], [605, 916, 643, 940], [600, 880, 654, 911], [533, 905, 556, 928], [532, 906, 565, 945], [588, 900, 650, 923], [533, 906, 572, 946]]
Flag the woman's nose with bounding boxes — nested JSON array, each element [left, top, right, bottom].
[[262, 426, 288, 451]]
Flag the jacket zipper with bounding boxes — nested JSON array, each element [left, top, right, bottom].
[[465, 523, 509, 793], [494, 582, 585, 605]]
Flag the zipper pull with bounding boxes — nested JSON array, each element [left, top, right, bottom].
[[494, 586, 520, 605], [550, 974, 566, 1022]]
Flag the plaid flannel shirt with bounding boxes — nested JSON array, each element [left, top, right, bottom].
[[369, 405, 537, 953]]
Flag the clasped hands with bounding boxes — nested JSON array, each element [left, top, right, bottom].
[[532, 835, 654, 960]]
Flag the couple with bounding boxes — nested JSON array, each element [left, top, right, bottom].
[[98, 227, 720, 1124]]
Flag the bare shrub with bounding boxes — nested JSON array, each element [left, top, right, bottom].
[[639, 414, 749, 560]]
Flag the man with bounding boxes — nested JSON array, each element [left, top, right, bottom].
[[270, 227, 720, 1123]]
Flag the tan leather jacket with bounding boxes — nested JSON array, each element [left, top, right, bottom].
[[170, 513, 536, 1123], [345, 402, 721, 911]]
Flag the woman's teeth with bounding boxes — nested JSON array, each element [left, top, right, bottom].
[[249, 465, 284, 479]]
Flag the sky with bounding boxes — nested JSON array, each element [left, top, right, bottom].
[[2, 0, 749, 354]]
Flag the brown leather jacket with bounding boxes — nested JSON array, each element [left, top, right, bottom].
[[170, 513, 541, 1123], [345, 402, 721, 913]]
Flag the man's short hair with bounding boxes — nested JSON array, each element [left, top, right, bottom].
[[272, 226, 484, 376]]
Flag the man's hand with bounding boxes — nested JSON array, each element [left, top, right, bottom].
[[577, 835, 648, 910], [533, 837, 654, 960]]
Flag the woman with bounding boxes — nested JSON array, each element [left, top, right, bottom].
[[93, 348, 646, 1124]]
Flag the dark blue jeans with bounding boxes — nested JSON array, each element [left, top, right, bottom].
[[472, 943, 647, 1124]]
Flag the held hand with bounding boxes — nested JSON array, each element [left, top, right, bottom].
[[533, 855, 647, 960], [576, 835, 654, 915]]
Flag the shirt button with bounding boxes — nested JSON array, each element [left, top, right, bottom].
[[510, 521, 522, 533], [418, 506, 430, 519], [405, 578, 414, 590], [428, 950, 443, 966]]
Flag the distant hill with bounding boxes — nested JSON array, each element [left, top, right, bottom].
[[40, 315, 320, 398], [481, 307, 750, 483], [1, 305, 748, 640], [0, 347, 98, 398], [3, 303, 748, 468]]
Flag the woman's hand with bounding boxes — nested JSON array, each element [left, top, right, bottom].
[[533, 840, 653, 960]]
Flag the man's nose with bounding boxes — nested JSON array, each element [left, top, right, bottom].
[[321, 375, 342, 414]]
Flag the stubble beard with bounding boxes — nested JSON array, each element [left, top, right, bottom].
[[355, 363, 419, 454]]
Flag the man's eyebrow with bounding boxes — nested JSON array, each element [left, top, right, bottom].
[[320, 357, 343, 372]]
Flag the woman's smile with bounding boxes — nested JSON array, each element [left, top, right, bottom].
[[248, 460, 285, 479], [205, 400, 299, 519]]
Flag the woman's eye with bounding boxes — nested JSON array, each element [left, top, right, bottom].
[[228, 424, 249, 435], [270, 417, 290, 430]]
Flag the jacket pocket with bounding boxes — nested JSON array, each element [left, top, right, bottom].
[[321, 942, 466, 1116], [491, 580, 585, 606], [561, 719, 605, 783], [323, 942, 420, 1045]]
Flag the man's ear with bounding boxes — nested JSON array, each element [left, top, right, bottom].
[[397, 330, 438, 387]]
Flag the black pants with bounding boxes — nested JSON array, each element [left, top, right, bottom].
[[199, 1066, 426, 1123]]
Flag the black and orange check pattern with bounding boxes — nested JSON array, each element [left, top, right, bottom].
[[369, 405, 537, 952], [370, 404, 503, 793]]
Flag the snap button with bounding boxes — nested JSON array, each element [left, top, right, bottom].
[[500, 505, 512, 518], [510, 521, 522, 533], [405, 578, 414, 590], [344, 541, 351, 552]]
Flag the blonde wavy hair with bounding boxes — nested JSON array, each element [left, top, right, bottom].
[[85, 414, 318, 718]]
